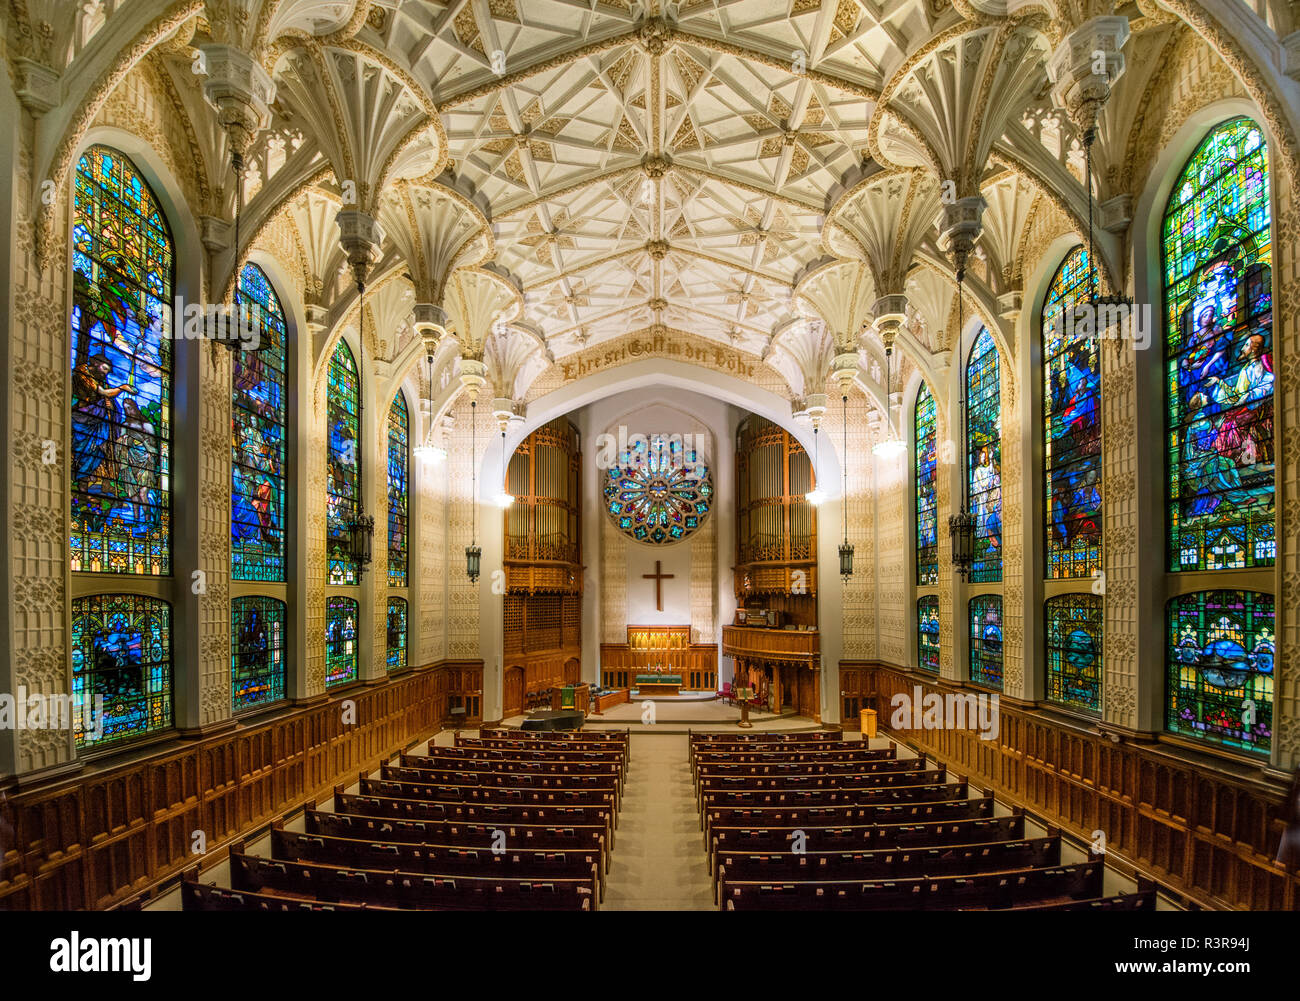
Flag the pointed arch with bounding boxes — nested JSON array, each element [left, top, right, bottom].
[[387, 389, 411, 587], [966, 327, 1002, 583], [327, 339, 362, 586]]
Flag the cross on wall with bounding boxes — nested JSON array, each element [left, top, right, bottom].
[[642, 560, 675, 611]]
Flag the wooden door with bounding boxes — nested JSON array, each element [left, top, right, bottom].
[[503, 666, 525, 718]]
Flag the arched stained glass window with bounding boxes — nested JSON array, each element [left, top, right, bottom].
[[1043, 246, 1102, 579], [70, 146, 173, 575], [232, 263, 287, 582], [387, 597, 408, 672], [231, 595, 286, 711], [969, 594, 1003, 690], [387, 393, 409, 587], [1163, 117, 1274, 571], [604, 436, 713, 545], [71, 593, 172, 748], [917, 596, 940, 672], [326, 340, 361, 585], [1045, 594, 1102, 712], [915, 385, 938, 586], [325, 595, 359, 688], [1167, 590, 1273, 755], [966, 328, 1002, 582]]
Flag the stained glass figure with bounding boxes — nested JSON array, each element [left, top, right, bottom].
[[325, 595, 358, 687], [915, 384, 938, 585], [603, 434, 713, 545], [1163, 118, 1274, 571], [71, 593, 172, 748], [1043, 246, 1102, 580], [1045, 593, 1102, 711], [387, 597, 408, 672], [231, 595, 286, 711], [918, 596, 940, 672], [966, 328, 1002, 582], [70, 146, 173, 575], [327, 341, 361, 585], [969, 594, 1003, 689], [387, 393, 409, 587], [232, 263, 287, 582], [1168, 590, 1273, 755]]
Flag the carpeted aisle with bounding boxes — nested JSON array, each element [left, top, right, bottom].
[[601, 733, 716, 911]]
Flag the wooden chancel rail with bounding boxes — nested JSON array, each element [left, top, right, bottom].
[[601, 625, 717, 691], [839, 661, 1300, 911], [0, 661, 483, 910]]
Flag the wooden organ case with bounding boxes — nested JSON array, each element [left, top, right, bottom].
[[501, 419, 584, 718], [724, 416, 821, 718]]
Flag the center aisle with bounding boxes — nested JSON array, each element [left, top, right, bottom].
[[601, 734, 715, 911]]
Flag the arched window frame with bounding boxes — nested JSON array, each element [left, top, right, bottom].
[[325, 595, 359, 688], [326, 339, 362, 586], [966, 327, 1003, 584], [386, 596, 408, 673], [231, 595, 287, 712], [387, 390, 410, 588]]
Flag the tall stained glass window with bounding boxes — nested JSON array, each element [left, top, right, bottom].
[[604, 435, 713, 544], [325, 596, 359, 687], [232, 263, 287, 582], [71, 594, 172, 749], [387, 393, 409, 587], [917, 596, 940, 672], [915, 384, 938, 585], [1168, 591, 1273, 755], [387, 597, 408, 672], [1163, 118, 1274, 571], [231, 596, 286, 711], [966, 328, 1002, 582], [969, 595, 1003, 689], [1045, 594, 1102, 711], [327, 341, 361, 585], [70, 146, 173, 575], [1043, 246, 1102, 579]]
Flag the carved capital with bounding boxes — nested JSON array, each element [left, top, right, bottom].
[[199, 44, 276, 158], [1046, 16, 1130, 136], [335, 210, 386, 286], [934, 196, 987, 273], [13, 58, 60, 116]]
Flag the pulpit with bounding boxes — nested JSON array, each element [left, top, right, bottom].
[[734, 686, 755, 728]]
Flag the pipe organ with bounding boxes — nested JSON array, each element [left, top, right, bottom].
[[727, 416, 820, 717], [501, 419, 583, 717]]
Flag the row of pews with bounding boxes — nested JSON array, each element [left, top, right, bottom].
[[181, 729, 631, 911], [690, 730, 1158, 911]]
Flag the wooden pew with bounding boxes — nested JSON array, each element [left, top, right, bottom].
[[228, 847, 598, 911], [714, 834, 1061, 902], [391, 758, 624, 800], [270, 823, 607, 901], [693, 757, 921, 786], [696, 767, 943, 801], [701, 779, 968, 815], [304, 808, 609, 866], [718, 859, 1104, 911], [181, 869, 385, 911], [703, 789, 995, 842], [360, 776, 615, 811], [379, 764, 622, 808]]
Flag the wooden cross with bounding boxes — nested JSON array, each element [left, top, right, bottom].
[[642, 560, 675, 612]]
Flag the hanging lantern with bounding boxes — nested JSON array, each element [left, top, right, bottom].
[[466, 396, 481, 581], [839, 391, 853, 581], [465, 543, 482, 583], [949, 510, 975, 580], [838, 539, 855, 580], [347, 511, 375, 569]]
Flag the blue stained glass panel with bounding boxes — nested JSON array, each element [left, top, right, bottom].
[[917, 595, 940, 672], [969, 594, 1003, 690], [1045, 593, 1102, 711], [387, 393, 409, 587], [966, 329, 1002, 582], [1167, 590, 1272, 755], [232, 264, 287, 582], [327, 341, 361, 585], [387, 597, 408, 672], [231, 595, 286, 711], [915, 385, 938, 586], [325, 596, 358, 687], [603, 435, 712, 545], [70, 146, 173, 575]]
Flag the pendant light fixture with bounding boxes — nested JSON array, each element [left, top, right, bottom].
[[466, 396, 482, 582], [948, 267, 975, 580], [496, 421, 515, 509], [805, 418, 827, 506], [345, 276, 375, 574], [838, 390, 854, 580], [871, 336, 906, 459], [414, 351, 446, 462]]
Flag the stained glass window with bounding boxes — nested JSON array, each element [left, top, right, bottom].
[[71, 594, 172, 749], [915, 384, 938, 586], [387, 597, 408, 672], [232, 264, 287, 582], [1043, 246, 1102, 580], [1045, 594, 1102, 712], [969, 594, 1003, 689], [387, 393, 409, 587], [966, 328, 1002, 582], [1163, 117, 1274, 571], [327, 340, 361, 585], [604, 435, 713, 544], [325, 596, 359, 687], [70, 146, 173, 575], [231, 596, 286, 711], [1168, 590, 1273, 755], [917, 596, 940, 672]]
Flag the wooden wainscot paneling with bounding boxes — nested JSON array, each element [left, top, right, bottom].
[[843, 660, 1300, 911], [0, 660, 483, 911]]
